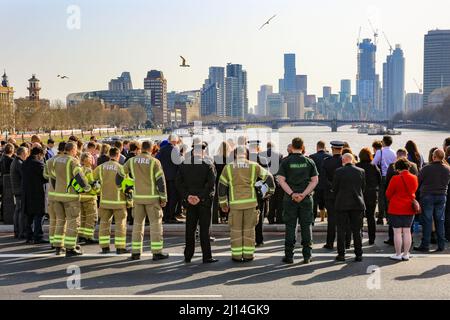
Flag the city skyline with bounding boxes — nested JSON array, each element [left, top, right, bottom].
[[2, 0, 450, 109]]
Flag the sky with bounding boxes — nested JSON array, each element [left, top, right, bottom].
[[2, 0, 450, 109]]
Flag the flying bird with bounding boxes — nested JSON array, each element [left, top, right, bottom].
[[179, 56, 190, 67], [57, 75, 69, 79], [259, 14, 277, 30]]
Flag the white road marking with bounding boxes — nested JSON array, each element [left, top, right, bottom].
[[1, 253, 450, 258], [39, 294, 223, 299]]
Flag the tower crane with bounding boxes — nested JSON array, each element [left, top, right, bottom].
[[413, 79, 423, 94], [368, 19, 379, 45], [382, 31, 393, 55]]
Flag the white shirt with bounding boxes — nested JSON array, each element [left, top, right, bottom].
[[372, 147, 397, 177]]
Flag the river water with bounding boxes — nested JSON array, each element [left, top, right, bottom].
[[151, 125, 450, 160]]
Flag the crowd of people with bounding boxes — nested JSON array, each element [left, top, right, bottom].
[[0, 132, 450, 263]]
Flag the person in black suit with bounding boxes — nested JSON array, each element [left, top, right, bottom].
[[310, 141, 331, 222], [356, 148, 381, 245], [333, 153, 366, 262], [22, 147, 48, 244], [260, 142, 284, 224], [322, 141, 350, 249], [176, 142, 218, 264], [248, 140, 268, 247]]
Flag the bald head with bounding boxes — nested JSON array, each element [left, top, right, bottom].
[[342, 153, 355, 165], [433, 149, 445, 162]]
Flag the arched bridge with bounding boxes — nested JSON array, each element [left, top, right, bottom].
[[179, 119, 442, 132]]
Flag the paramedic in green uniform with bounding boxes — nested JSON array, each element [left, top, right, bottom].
[[277, 137, 319, 264]]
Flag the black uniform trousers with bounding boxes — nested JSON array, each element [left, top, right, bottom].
[[337, 210, 363, 257], [268, 184, 284, 224], [184, 202, 213, 261], [313, 189, 326, 218], [325, 197, 351, 247], [255, 198, 267, 245], [25, 212, 44, 241], [364, 190, 378, 242], [164, 180, 178, 221]]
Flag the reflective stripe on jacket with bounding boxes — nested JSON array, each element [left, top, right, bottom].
[[122, 152, 167, 205], [218, 159, 275, 210], [48, 154, 90, 202], [93, 160, 127, 209]]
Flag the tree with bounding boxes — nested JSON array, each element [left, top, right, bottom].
[[128, 104, 148, 128]]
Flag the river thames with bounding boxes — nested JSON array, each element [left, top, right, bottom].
[[153, 125, 450, 159]]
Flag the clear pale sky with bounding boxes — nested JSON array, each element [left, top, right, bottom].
[[2, 0, 450, 108]]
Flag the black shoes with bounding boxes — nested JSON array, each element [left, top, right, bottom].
[[255, 242, 264, 247], [101, 247, 111, 254], [185, 258, 191, 263], [66, 247, 83, 257], [345, 244, 351, 250], [116, 248, 130, 255], [130, 253, 141, 260], [203, 258, 219, 264], [55, 247, 65, 256], [335, 255, 346, 262], [323, 244, 334, 250], [369, 240, 375, 245], [376, 219, 384, 225], [33, 239, 50, 244], [232, 258, 243, 263], [355, 256, 363, 262], [153, 253, 169, 261], [242, 257, 254, 263], [282, 257, 294, 264], [303, 258, 312, 264], [384, 239, 394, 246], [84, 238, 99, 245], [413, 246, 430, 253], [431, 248, 445, 253]]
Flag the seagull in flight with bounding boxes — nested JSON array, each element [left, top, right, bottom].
[[259, 14, 277, 30], [179, 56, 190, 67], [57, 75, 69, 79]]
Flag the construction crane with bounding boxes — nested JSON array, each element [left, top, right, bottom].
[[382, 31, 393, 54], [368, 19, 379, 45], [413, 78, 423, 94]]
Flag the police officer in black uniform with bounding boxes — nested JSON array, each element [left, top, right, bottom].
[[322, 141, 351, 250], [310, 141, 332, 222], [248, 140, 268, 247]]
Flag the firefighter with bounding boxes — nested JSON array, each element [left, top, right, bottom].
[[218, 146, 275, 262], [121, 140, 169, 261], [93, 147, 129, 254], [78, 152, 99, 244], [43, 141, 66, 250], [49, 142, 91, 257]]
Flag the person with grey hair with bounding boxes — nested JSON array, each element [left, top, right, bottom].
[[333, 153, 366, 262], [10, 146, 29, 239]]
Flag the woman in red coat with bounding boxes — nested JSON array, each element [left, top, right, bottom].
[[386, 158, 419, 261]]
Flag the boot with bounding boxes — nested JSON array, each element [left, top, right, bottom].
[[65, 247, 83, 257], [101, 247, 111, 254], [116, 248, 130, 255], [153, 253, 169, 261], [55, 247, 65, 256], [84, 238, 99, 245], [130, 253, 141, 260]]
